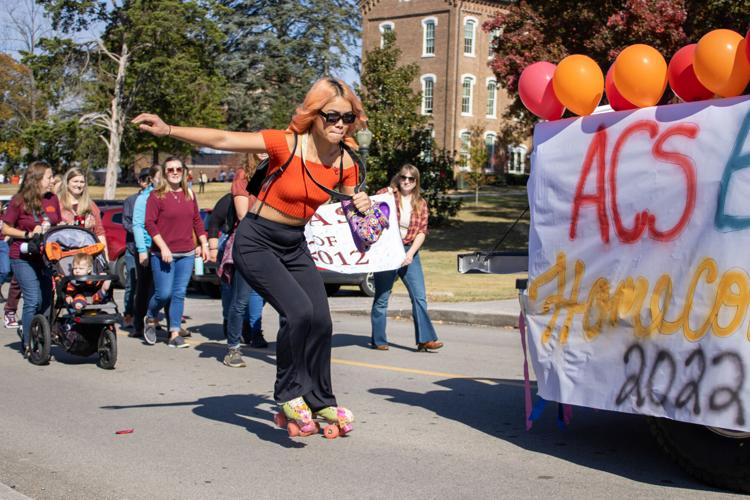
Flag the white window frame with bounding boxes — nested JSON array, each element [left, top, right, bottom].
[[460, 74, 476, 116], [459, 129, 471, 171], [484, 131, 497, 171], [421, 17, 438, 57], [379, 22, 394, 48], [485, 78, 497, 118], [507, 144, 528, 175], [420, 74, 436, 115], [488, 28, 502, 59], [463, 16, 478, 57]]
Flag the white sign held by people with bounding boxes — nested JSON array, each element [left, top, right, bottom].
[[527, 95, 750, 432], [305, 193, 405, 274]]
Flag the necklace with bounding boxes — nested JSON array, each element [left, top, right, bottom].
[[169, 189, 181, 203]]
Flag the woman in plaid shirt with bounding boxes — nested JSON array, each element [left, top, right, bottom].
[[371, 164, 444, 352]]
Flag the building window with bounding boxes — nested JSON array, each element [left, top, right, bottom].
[[461, 75, 475, 115], [422, 18, 437, 56], [507, 144, 528, 175], [379, 22, 394, 48], [485, 132, 497, 172], [464, 17, 477, 56], [488, 28, 502, 58], [421, 74, 436, 115], [486, 79, 497, 118], [459, 130, 471, 170]]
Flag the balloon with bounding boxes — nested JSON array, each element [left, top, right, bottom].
[[694, 29, 750, 97], [552, 54, 603, 116], [518, 62, 565, 120], [668, 44, 713, 102], [605, 65, 637, 111], [613, 44, 668, 107]]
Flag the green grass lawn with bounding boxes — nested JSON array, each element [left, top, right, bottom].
[[0, 183, 529, 301]]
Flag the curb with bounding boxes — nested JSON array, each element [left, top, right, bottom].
[[0, 482, 31, 500], [337, 308, 519, 328]]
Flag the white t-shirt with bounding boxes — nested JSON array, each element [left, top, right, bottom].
[[399, 195, 412, 239]]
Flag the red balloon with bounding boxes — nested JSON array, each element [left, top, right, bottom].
[[668, 44, 713, 102], [605, 65, 637, 111], [518, 61, 565, 120]]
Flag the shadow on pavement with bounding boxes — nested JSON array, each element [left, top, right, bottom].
[[101, 394, 305, 449], [370, 377, 718, 493], [193, 341, 277, 367], [185, 322, 225, 342]]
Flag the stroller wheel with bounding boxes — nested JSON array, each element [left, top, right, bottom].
[[97, 327, 117, 369], [28, 314, 51, 365]]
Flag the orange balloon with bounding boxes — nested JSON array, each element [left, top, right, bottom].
[[552, 54, 603, 116], [694, 29, 750, 97], [613, 44, 667, 107]]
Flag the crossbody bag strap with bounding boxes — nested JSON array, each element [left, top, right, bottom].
[[252, 132, 298, 219], [300, 133, 366, 201]]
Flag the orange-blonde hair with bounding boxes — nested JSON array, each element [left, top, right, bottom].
[[288, 78, 368, 149]]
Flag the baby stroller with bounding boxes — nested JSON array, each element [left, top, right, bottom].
[[26, 226, 120, 369]]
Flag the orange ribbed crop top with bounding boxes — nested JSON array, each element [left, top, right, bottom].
[[259, 129, 358, 219]]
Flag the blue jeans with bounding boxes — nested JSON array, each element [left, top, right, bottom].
[[371, 251, 438, 346], [227, 271, 265, 349], [123, 251, 136, 315], [0, 240, 10, 285], [12, 258, 52, 347], [147, 255, 193, 333]]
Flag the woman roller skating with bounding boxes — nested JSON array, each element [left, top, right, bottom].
[[134, 77, 366, 438]]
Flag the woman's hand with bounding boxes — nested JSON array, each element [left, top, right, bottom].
[[138, 252, 149, 266], [401, 254, 414, 267], [132, 113, 170, 137], [160, 246, 173, 263], [352, 191, 372, 213], [30, 225, 43, 236]]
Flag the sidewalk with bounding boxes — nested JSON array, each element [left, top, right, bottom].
[[328, 293, 521, 328]]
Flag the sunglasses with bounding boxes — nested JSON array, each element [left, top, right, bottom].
[[318, 110, 357, 125], [166, 166, 183, 174], [400, 175, 416, 182]]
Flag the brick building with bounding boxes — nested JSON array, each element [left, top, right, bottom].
[[360, 0, 528, 176]]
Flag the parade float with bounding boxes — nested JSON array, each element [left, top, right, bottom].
[[459, 28, 750, 493]]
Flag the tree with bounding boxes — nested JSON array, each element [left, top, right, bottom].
[[358, 31, 427, 188], [38, 0, 227, 198], [0, 54, 34, 165], [359, 31, 460, 223], [215, 0, 360, 131], [465, 123, 488, 206], [485, 0, 688, 146]]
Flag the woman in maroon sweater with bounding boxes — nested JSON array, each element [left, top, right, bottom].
[[2, 161, 61, 357], [144, 157, 208, 348]]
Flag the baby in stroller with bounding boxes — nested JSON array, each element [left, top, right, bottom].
[[65, 253, 111, 310], [24, 225, 119, 368]]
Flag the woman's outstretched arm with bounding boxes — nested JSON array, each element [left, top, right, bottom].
[[131, 113, 267, 153]]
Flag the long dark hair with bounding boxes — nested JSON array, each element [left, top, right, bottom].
[[15, 161, 51, 215]]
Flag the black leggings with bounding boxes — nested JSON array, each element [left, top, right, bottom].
[[232, 215, 335, 410]]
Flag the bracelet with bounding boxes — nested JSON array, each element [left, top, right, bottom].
[[167, 125, 172, 137], [24, 230, 28, 239]]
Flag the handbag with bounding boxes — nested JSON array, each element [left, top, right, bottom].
[[299, 133, 390, 253]]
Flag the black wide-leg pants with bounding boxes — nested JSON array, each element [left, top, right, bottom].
[[232, 215, 336, 410]]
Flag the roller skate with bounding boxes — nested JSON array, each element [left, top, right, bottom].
[[315, 406, 354, 439], [274, 397, 319, 437]]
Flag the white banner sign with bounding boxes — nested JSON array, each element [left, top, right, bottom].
[[528, 96, 750, 431], [305, 193, 405, 274]]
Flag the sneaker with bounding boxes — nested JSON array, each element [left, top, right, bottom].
[[248, 332, 268, 348], [178, 328, 191, 338], [143, 319, 158, 345], [223, 347, 246, 367], [168, 335, 189, 348], [4, 311, 18, 328]]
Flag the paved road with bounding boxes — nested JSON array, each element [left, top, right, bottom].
[[0, 291, 737, 499]]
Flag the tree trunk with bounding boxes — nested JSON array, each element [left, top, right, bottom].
[[475, 184, 479, 205], [103, 43, 129, 200]]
